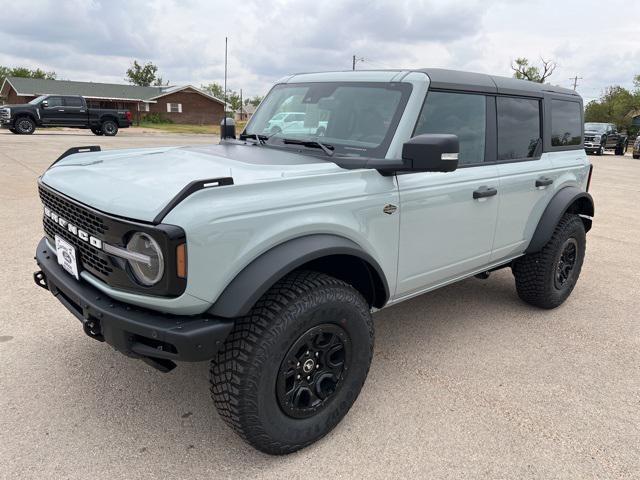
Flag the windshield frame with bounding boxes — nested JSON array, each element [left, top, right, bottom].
[[244, 81, 413, 159]]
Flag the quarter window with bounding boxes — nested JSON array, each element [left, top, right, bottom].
[[414, 91, 486, 166], [167, 103, 182, 113], [550, 100, 582, 146], [497, 97, 541, 160]]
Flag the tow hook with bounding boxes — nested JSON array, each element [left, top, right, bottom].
[[33, 270, 48, 290], [83, 317, 105, 342]]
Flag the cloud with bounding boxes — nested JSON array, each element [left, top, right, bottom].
[[0, 0, 637, 99]]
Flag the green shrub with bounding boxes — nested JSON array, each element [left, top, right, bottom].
[[143, 113, 173, 124]]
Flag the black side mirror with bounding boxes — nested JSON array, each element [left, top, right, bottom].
[[220, 117, 236, 140], [41, 100, 48, 108], [400, 134, 459, 172]]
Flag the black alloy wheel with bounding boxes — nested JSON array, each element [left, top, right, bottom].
[[15, 117, 35, 134], [554, 238, 578, 289], [276, 323, 351, 419]]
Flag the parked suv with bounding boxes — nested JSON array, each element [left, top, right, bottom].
[[584, 122, 628, 155], [0, 94, 131, 135], [33, 69, 594, 454]]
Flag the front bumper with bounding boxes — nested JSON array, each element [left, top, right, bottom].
[[34, 237, 234, 370]]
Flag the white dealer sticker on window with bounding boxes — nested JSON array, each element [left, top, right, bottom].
[[55, 235, 80, 280]]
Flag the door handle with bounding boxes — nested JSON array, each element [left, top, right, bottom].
[[58, 109, 65, 112], [535, 176, 553, 188], [473, 186, 498, 199]]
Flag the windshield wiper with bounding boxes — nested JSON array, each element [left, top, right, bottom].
[[281, 138, 335, 157], [239, 133, 269, 145]]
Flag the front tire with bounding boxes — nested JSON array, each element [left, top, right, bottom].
[[512, 214, 586, 309], [615, 142, 628, 156], [9, 128, 18, 134], [14, 117, 36, 134], [91, 127, 104, 136], [210, 270, 374, 455], [101, 120, 118, 136], [597, 145, 604, 156]]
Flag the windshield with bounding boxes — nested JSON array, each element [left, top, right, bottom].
[[28, 95, 48, 105], [584, 123, 607, 133], [245, 82, 412, 158]]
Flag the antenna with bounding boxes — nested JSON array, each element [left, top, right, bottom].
[[223, 36, 228, 140]]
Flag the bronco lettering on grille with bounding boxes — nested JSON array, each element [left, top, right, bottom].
[[44, 206, 103, 249]]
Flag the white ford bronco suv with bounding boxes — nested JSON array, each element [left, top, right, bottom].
[[33, 69, 594, 454]]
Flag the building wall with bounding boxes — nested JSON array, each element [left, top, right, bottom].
[[146, 88, 224, 125], [2, 85, 31, 104]]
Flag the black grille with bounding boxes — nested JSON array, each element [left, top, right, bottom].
[[39, 186, 109, 237], [39, 186, 113, 277]]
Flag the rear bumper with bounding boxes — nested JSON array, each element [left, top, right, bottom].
[[34, 237, 234, 369]]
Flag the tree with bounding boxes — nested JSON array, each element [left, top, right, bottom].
[[245, 95, 263, 107], [511, 57, 556, 83], [201, 82, 225, 100], [584, 85, 639, 133], [125, 60, 159, 86], [1, 65, 57, 96]]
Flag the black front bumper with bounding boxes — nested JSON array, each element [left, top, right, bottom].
[[34, 237, 234, 370]]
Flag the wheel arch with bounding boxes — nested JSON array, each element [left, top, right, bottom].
[[208, 234, 390, 318], [525, 186, 594, 254], [13, 112, 37, 125]]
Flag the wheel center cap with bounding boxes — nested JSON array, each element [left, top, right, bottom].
[[302, 359, 315, 373]]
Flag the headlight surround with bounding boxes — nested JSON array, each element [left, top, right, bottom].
[[126, 232, 164, 286]]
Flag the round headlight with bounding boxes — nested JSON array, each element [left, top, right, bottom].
[[126, 232, 164, 286]]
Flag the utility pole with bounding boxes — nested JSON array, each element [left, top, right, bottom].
[[352, 55, 364, 70], [240, 88, 243, 121], [569, 75, 582, 91]]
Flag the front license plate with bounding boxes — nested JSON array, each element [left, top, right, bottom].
[[55, 235, 80, 280]]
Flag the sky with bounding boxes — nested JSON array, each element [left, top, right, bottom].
[[0, 0, 637, 102]]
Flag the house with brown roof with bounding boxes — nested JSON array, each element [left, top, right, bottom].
[[0, 77, 225, 125]]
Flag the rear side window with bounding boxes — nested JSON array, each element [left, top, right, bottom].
[[65, 97, 83, 107], [497, 97, 541, 160], [551, 100, 582, 146], [414, 91, 486, 166]]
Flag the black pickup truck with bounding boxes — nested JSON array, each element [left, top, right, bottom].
[[584, 122, 628, 156], [0, 95, 131, 136]]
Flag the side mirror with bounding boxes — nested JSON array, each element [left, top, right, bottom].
[[220, 117, 236, 140], [41, 100, 49, 108], [400, 134, 459, 172]]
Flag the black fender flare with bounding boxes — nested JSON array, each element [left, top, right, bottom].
[[208, 234, 390, 318], [525, 186, 594, 254]]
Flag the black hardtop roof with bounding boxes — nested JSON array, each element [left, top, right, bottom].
[[417, 68, 579, 98]]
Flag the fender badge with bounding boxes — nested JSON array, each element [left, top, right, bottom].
[[383, 204, 398, 215]]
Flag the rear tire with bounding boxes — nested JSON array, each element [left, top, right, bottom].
[[14, 116, 36, 134], [91, 127, 104, 136], [210, 270, 374, 455], [101, 120, 118, 136], [512, 214, 586, 309], [615, 141, 628, 156]]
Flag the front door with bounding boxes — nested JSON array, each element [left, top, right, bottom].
[[395, 90, 500, 298], [40, 96, 65, 125]]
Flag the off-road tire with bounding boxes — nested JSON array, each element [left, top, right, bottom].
[[15, 116, 36, 134], [91, 128, 104, 136], [596, 145, 604, 156], [210, 270, 374, 455], [101, 120, 118, 136], [615, 141, 627, 156], [512, 214, 586, 309], [9, 128, 18, 134]]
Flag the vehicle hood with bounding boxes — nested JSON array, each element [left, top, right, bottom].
[[40, 143, 343, 222], [584, 130, 604, 135], [1, 103, 32, 109]]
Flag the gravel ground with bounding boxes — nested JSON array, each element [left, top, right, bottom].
[[0, 129, 639, 479]]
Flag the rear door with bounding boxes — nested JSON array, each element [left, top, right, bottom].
[[62, 96, 87, 126], [396, 90, 500, 297]]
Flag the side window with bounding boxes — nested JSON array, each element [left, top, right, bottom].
[[45, 96, 63, 108], [414, 91, 486, 166], [64, 97, 83, 108], [497, 97, 541, 160], [550, 100, 582, 146]]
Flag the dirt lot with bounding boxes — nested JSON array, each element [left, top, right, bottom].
[[1, 129, 639, 479]]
